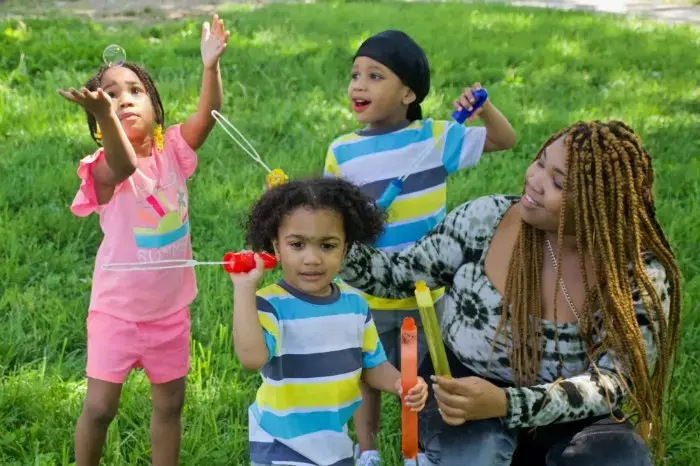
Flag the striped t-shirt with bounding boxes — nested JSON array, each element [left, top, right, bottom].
[[248, 280, 387, 466], [324, 118, 487, 311]]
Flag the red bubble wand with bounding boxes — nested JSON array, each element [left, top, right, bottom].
[[101, 251, 277, 273]]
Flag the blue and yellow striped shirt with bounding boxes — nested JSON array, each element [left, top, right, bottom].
[[324, 118, 486, 310], [248, 280, 387, 466]]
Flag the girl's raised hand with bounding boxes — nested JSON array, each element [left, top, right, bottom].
[[201, 14, 231, 69], [57, 87, 113, 118]]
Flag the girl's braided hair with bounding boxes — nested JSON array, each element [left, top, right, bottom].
[[83, 62, 164, 145]]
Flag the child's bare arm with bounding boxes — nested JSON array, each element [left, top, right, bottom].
[[230, 254, 273, 370], [57, 87, 137, 200], [362, 361, 401, 393], [232, 283, 270, 370], [362, 361, 429, 411], [181, 14, 230, 151], [479, 101, 517, 152], [454, 83, 517, 152], [91, 110, 138, 184]]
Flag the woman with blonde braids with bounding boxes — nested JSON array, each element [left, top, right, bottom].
[[338, 120, 681, 465]]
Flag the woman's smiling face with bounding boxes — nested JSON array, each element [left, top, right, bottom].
[[519, 136, 576, 234]]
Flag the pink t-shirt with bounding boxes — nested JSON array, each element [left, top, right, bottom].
[[71, 124, 198, 322]]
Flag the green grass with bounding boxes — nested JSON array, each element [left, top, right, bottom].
[[1, 1, 699, 464]]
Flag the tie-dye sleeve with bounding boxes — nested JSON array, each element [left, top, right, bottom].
[[503, 256, 671, 428], [340, 195, 514, 299]]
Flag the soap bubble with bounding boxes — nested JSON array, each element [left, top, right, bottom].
[[103, 44, 127, 66]]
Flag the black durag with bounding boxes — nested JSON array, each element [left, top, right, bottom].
[[353, 30, 430, 121]]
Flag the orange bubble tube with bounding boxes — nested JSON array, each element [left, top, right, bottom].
[[401, 317, 418, 461]]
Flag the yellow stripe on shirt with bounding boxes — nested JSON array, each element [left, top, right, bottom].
[[324, 149, 341, 178], [258, 313, 279, 353], [386, 185, 447, 224], [257, 372, 362, 411], [257, 284, 290, 300], [362, 320, 380, 353]]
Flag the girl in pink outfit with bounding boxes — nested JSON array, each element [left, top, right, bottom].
[[57, 14, 230, 466]]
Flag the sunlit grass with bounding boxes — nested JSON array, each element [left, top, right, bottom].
[[1, 1, 699, 464]]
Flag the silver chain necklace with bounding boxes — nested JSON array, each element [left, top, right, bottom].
[[545, 239, 580, 321]]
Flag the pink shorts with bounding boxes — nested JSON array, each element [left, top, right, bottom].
[[86, 307, 191, 384]]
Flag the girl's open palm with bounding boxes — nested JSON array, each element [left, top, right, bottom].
[[201, 14, 230, 69], [57, 87, 112, 118]]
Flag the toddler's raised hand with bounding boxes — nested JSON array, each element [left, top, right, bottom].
[[228, 252, 267, 289], [396, 376, 429, 412]]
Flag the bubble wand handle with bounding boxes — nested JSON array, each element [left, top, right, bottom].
[[401, 317, 419, 461], [451, 88, 488, 125], [221, 251, 277, 273], [415, 281, 452, 378], [101, 252, 277, 273]]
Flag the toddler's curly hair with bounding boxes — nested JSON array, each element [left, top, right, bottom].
[[245, 177, 387, 252]]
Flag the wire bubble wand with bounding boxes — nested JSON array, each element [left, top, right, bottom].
[[101, 251, 277, 273], [211, 110, 289, 188]]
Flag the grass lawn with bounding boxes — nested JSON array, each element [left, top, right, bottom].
[[1, 1, 699, 464]]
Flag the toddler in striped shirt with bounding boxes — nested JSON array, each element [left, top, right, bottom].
[[228, 177, 428, 466]]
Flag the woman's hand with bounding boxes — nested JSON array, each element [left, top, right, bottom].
[[201, 14, 230, 69], [396, 376, 429, 412], [431, 375, 508, 425]]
